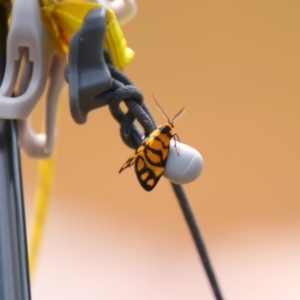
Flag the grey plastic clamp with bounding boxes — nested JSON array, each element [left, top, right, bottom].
[[68, 6, 113, 124]]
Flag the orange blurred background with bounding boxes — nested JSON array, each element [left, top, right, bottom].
[[22, 1, 300, 299]]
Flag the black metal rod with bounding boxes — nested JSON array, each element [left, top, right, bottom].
[[171, 183, 224, 300], [0, 120, 32, 300]]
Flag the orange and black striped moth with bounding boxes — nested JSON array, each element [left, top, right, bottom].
[[119, 96, 185, 191]]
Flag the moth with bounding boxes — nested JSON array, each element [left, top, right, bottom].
[[119, 97, 185, 191]]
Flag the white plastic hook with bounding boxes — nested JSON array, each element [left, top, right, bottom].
[[0, 0, 66, 157], [17, 53, 65, 157]]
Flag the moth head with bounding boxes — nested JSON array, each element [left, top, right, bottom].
[[159, 123, 173, 134]]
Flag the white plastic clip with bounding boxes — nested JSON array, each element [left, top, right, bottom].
[[0, 0, 66, 157]]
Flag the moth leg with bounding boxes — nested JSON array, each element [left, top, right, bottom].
[[172, 133, 180, 156]]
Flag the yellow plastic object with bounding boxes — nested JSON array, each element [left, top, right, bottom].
[[28, 99, 64, 275], [39, 0, 134, 68], [29, 154, 56, 274], [105, 6, 134, 68]]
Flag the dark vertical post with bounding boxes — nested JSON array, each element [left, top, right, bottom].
[[0, 4, 31, 300]]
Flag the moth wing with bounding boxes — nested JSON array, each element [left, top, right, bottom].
[[119, 155, 136, 173], [134, 154, 164, 191], [119, 128, 171, 191], [119, 144, 146, 173]]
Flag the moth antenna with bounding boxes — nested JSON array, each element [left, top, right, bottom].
[[172, 106, 185, 124], [152, 94, 171, 123]]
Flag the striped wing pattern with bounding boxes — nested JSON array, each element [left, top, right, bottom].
[[119, 128, 172, 191]]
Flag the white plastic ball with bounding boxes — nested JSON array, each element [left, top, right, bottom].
[[163, 140, 203, 184]]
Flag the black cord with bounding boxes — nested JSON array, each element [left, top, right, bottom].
[[105, 64, 225, 300], [171, 183, 224, 300], [65, 62, 224, 298]]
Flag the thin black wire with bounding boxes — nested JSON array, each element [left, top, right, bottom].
[[106, 65, 225, 300], [171, 183, 224, 300]]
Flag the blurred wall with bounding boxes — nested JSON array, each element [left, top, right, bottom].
[[21, 1, 300, 299]]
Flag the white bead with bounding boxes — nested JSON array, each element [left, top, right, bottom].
[[163, 140, 203, 184]]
